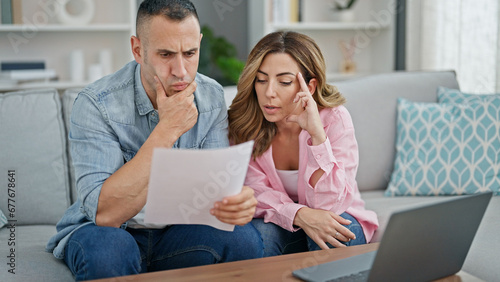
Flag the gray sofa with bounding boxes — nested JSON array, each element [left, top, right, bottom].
[[0, 71, 498, 281]]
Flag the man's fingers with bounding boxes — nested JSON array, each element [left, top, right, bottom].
[[211, 208, 255, 221], [215, 188, 257, 212], [154, 76, 167, 100], [214, 197, 257, 212], [181, 80, 197, 97], [221, 186, 254, 205], [211, 205, 255, 226], [211, 186, 256, 225]]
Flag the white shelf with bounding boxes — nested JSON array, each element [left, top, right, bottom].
[[326, 72, 368, 82], [248, 0, 395, 80], [0, 81, 90, 92], [0, 0, 137, 91], [0, 24, 133, 32], [271, 21, 390, 31], [0, 73, 368, 93]]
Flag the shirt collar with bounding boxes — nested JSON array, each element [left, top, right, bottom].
[[134, 63, 155, 116]]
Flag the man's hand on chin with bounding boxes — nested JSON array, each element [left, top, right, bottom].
[[155, 77, 198, 137]]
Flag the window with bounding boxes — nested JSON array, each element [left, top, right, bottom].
[[406, 0, 499, 93]]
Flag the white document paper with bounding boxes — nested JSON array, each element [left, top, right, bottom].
[[144, 141, 254, 231]]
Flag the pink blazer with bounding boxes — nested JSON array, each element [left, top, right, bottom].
[[244, 106, 378, 243]]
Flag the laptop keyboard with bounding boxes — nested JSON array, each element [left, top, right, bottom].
[[326, 269, 370, 282]]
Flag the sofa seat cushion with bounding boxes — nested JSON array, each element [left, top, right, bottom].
[[361, 191, 450, 242], [0, 225, 73, 281]]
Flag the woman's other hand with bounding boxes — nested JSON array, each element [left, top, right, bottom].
[[293, 207, 356, 249]]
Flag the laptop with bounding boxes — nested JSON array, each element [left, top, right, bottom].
[[292, 192, 493, 282]]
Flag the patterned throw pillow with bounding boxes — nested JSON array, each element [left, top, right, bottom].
[[386, 98, 500, 196], [0, 209, 7, 228], [438, 87, 500, 105]]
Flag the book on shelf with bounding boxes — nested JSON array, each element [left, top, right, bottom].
[[1, 0, 12, 24], [272, 0, 301, 24], [11, 0, 22, 24], [290, 0, 300, 23], [0, 69, 56, 80], [1, 0, 22, 24], [0, 60, 54, 88], [1, 61, 45, 71], [0, 69, 57, 85]]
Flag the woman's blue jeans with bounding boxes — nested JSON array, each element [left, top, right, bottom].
[[63, 223, 263, 281], [251, 212, 366, 257]]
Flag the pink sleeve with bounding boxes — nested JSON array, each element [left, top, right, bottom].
[[301, 107, 359, 215], [245, 156, 306, 232]]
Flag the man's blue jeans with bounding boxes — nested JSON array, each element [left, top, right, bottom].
[[251, 213, 366, 257], [64, 223, 263, 281]]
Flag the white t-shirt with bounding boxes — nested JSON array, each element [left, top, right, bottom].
[[276, 169, 299, 202]]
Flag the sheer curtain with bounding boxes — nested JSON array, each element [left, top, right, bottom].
[[406, 0, 500, 93]]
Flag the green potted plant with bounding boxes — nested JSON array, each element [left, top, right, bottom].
[[198, 25, 245, 86]]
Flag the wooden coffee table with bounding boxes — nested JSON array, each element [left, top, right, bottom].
[[91, 243, 480, 281]]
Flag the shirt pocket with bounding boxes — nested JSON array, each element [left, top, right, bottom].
[[121, 148, 136, 162], [174, 136, 206, 149]]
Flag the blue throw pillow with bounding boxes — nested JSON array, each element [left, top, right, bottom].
[[438, 86, 500, 105], [0, 209, 7, 229], [386, 98, 500, 196]]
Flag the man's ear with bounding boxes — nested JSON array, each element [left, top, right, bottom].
[[308, 78, 318, 95], [131, 35, 143, 64]]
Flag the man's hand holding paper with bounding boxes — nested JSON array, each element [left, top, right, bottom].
[[145, 141, 254, 231], [210, 185, 257, 226]]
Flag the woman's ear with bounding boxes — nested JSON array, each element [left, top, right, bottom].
[[308, 78, 318, 95]]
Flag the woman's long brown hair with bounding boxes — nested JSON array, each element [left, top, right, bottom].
[[228, 31, 345, 158]]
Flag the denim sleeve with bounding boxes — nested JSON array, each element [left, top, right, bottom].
[[200, 97, 230, 150], [69, 93, 125, 224]]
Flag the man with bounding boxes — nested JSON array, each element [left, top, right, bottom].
[[46, 0, 263, 280]]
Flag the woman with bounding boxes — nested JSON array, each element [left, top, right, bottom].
[[228, 31, 378, 256]]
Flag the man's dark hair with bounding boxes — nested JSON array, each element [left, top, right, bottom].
[[136, 0, 199, 39]]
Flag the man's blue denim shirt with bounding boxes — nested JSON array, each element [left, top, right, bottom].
[[46, 61, 229, 259]]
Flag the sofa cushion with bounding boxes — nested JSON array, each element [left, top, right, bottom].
[[62, 88, 81, 203], [0, 225, 74, 281], [361, 191, 448, 242], [386, 98, 500, 196], [438, 86, 500, 105], [0, 89, 71, 225], [334, 71, 460, 191]]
